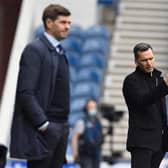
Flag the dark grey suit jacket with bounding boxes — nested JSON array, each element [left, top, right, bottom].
[[10, 35, 68, 160]]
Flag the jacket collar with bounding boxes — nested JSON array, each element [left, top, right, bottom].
[[39, 34, 56, 51], [135, 66, 162, 78], [44, 32, 60, 48]]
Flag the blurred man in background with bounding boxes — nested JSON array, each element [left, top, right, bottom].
[[10, 4, 71, 168]]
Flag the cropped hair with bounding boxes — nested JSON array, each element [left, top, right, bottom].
[[133, 43, 153, 60], [42, 4, 71, 29]]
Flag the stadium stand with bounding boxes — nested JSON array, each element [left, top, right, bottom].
[[79, 53, 106, 69], [97, 0, 113, 4], [59, 24, 110, 163]]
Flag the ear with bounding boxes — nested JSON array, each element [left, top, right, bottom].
[[46, 18, 53, 29], [135, 59, 138, 66]]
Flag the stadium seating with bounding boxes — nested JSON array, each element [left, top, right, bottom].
[[69, 67, 77, 84], [97, 0, 113, 4], [66, 52, 80, 69], [61, 37, 82, 54], [67, 24, 84, 39], [65, 24, 109, 115], [34, 25, 45, 39], [73, 81, 100, 99], [79, 53, 106, 69], [85, 25, 110, 40], [82, 38, 108, 55], [76, 67, 103, 84]]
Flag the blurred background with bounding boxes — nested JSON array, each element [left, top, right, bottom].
[[0, 0, 168, 167]]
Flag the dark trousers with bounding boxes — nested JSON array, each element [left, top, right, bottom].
[[130, 148, 165, 168], [28, 122, 69, 168], [80, 155, 100, 168]]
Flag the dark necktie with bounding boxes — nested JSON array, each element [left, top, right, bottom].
[[56, 44, 65, 55]]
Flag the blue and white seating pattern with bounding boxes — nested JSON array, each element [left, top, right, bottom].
[[60, 24, 110, 124]]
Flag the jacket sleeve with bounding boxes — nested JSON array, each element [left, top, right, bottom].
[[123, 75, 168, 108], [16, 44, 48, 127]]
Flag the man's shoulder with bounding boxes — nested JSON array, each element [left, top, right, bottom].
[[27, 38, 46, 51], [22, 38, 49, 58], [124, 70, 137, 81]]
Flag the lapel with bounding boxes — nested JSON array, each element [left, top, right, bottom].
[[40, 35, 59, 99]]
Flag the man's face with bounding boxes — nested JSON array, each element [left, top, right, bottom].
[[46, 15, 71, 40], [135, 48, 155, 73]]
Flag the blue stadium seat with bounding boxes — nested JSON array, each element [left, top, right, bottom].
[[97, 0, 119, 14], [82, 38, 109, 55], [61, 37, 82, 53], [97, 0, 113, 4], [68, 112, 85, 127], [73, 81, 100, 99], [69, 66, 77, 83], [85, 25, 110, 40], [34, 25, 45, 39], [66, 52, 80, 68], [77, 67, 103, 83], [68, 24, 84, 39], [70, 97, 88, 114], [79, 53, 106, 69]]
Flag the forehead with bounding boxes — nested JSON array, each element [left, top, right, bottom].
[[137, 48, 154, 60], [55, 15, 71, 21], [87, 100, 96, 108]]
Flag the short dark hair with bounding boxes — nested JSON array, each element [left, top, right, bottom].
[[133, 43, 153, 60], [42, 4, 71, 29]]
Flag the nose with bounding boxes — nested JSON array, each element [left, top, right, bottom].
[[146, 59, 151, 65], [66, 23, 71, 30]]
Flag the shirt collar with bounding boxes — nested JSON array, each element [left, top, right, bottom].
[[136, 66, 161, 78], [44, 32, 60, 48]]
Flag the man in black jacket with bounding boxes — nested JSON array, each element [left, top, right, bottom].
[[123, 43, 168, 168], [10, 4, 71, 168]]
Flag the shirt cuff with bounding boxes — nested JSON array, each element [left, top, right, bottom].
[[38, 121, 50, 131]]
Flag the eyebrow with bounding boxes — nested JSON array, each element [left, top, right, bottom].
[[140, 57, 154, 61]]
